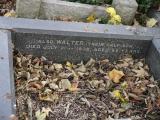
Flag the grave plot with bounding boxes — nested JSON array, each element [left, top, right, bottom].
[[0, 17, 160, 120]]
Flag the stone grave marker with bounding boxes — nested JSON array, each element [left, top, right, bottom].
[[0, 17, 160, 118]]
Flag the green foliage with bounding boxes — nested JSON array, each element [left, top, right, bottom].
[[99, 17, 108, 24], [136, 0, 160, 13]]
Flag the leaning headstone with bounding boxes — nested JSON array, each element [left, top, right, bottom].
[[112, 0, 138, 25], [0, 30, 15, 120], [16, 0, 42, 18], [39, 0, 107, 20]]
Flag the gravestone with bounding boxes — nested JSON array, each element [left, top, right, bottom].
[[0, 30, 15, 120], [13, 30, 152, 63], [112, 0, 138, 25], [0, 17, 160, 118], [16, 0, 42, 18], [39, 0, 107, 20]]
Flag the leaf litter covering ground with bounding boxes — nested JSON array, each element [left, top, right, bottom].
[[0, 0, 15, 16], [14, 50, 160, 120]]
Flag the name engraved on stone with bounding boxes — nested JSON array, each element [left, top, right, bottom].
[[24, 39, 141, 54]]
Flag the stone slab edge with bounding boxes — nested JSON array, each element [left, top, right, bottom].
[[147, 38, 160, 80], [0, 17, 160, 39], [0, 30, 16, 120]]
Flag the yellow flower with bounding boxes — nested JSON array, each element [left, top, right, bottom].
[[87, 14, 96, 23], [112, 90, 125, 102], [113, 15, 121, 23], [105, 7, 116, 17], [108, 15, 122, 25]]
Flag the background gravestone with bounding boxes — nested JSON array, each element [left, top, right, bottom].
[[16, 0, 42, 18], [112, 0, 138, 25]]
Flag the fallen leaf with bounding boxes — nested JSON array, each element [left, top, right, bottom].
[[156, 96, 160, 108], [85, 58, 95, 67], [75, 65, 86, 73], [39, 93, 59, 102], [109, 69, 125, 83], [35, 110, 47, 120], [4, 10, 16, 17], [128, 93, 143, 101], [28, 82, 43, 90], [53, 63, 63, 71], [146, 18, 158, 27], [66, 61, 73, 68], [80, 97, 90, 107], [35, 107, 52, 120], [49, 83, 59, 90], [132, 67, 149, 78], [59, 79, 71, 91], [69, 81, 79, 91], [42, 107, 52, 116]]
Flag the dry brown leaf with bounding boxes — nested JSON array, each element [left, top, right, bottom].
[[132, 88, 144, 95], [109, 69, 125, 83], [128, 93, 143, 101], [42, 107, 52, 116], [59, 79, 71, 91], [28, 82, 43, 90], [132, 67, 149, 78], [4, 10, 16, 17], [39, 93, 59, 102], [69, 81, 79, 91], [156, 96, 160, 108], [35, 107, 52, 120]]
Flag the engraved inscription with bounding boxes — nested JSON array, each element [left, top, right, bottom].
[[14, 33, 150, 62], [24, 39, 142, 54]]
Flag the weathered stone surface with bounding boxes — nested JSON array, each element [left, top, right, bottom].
[[0, 30, 15, 120], [147, 38, 160, 79], [16, 0, 42, 18], [12, 29, 152, 63], [0, 17, 160, 38], [112, 0, 138, 25], [39, 0, 107, 20]]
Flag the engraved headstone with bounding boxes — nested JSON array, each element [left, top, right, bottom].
[[13, 30, 152, 63]]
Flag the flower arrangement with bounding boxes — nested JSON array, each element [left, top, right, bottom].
[[105, 7, 122, 25]]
